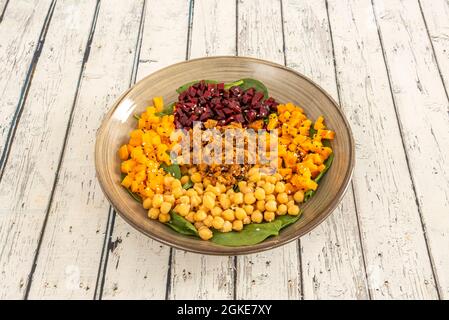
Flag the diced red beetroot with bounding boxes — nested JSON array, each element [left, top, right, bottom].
[[174, 80, 278, 129], [251, 92, 264, 106]]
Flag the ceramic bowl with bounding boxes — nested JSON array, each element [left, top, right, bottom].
[[95, 56, 355, 255]]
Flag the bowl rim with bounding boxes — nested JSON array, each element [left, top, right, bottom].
[[95, 55, 355, 256]]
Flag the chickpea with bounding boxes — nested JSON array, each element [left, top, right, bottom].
[[142, 197, 152, 209], [243, 216, 251, 224], [264, 211, 275, 222], [275, 181, 286, 193], [243, 205, 254, 215], [175, 203, 190, 216], [206, 185, 220, 196], [180, 175, 189, 185], [232, 220, 243, 231], [237, 181, 247, 191], [203, 215, 213, 228], [152, 194, 163, 208], [191, 172, 202, 183], [221, 221, 233, 233], [288, 205, 301, 216], [222, 209, 235, 222], [232, 193, 244, 205], [211, 207, 223, 217], [262, 182, 275, 194], [186, 188, 197, 197], [251, 210, 263, 223], [198, 204, 210, 213], [219, 194, 231, 209], [188, 167, 197, 175], [254, 187, 266, 201], [194, 210, 207, 221], [277, 204, 288, 216], [163, 176, 174, 186], [202, 178, 211, 187], [226, 189, 235, 197], [194, 221, 204, 229], [204, 191, 216, 200], [265, 200, 277, 212], [164, 194, 175, 204], [294, 190, 305, 203], [248, 172, 261, 182], [248, 167, 259, 176], [185, 212, 195, 223], [160, 201, 172, 214], [274, 173, 283, 181], [198, 226, 213, 240], [240, 185, 253, 194], [148, 208, 160, 220], [287, 200, 295, 208], [266, 194, 276, 201], [171, 179, 182, 189], [276, 192, 288, 204], [256, 200, 265, 212], [203, 194, 216, 210], [244, 192, 256, 205], [256, 180, 265, 187], [190, 195, 202, 208], [235, 207, 247, 221], [158, 213, 171, 223], [265, 176, 277, 184], [172, 187, 184, 199], [179, 195, 190, 204], [217, 183, 227, 193], [193, 183, 203, 195], [212, 216, 225, 230]]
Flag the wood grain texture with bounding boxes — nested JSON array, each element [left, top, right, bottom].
[[419, 0, 449, 93], [283, 0, 369, 299], [101, 0, 190, 300], [236, 0, 301, 299], [328, 0, 438, 299], [0, 0, 53, 167], [372, 0, 449, 298], [0, 0, 95, 299], [26, 0, 145, 299], [168, 0, 236, 300]]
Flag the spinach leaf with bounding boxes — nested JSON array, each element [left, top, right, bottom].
[[176, 80, 219, 94], [160, 163, 182, 179], [238, 78, 269, 99], [166, 211, 199, 236], [224, 79, 244, 90], [233, 184, 240, 192], [155, 102, 175, 117], [210, 215, 301, 246], [120, 173, 142, 203], [182, 180, 194, 190]]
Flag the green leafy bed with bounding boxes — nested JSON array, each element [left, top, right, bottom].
[[121, 78, 333, 246]]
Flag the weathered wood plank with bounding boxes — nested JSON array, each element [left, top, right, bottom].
[[0, 0, 96, 300], [419, 0, 449, 93], [0, 0, 53, 170], [236, 0, 301, 300], [327, 0, 438, 299], [26, 0, 145, 299], [283, 0, 369, 299], [101, 0, 190, 300], [372, 0, 449, 299], [168, 0, 236, 300]]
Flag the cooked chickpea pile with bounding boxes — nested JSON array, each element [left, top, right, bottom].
[[141, 167, 302, 240], [118, 97, 334, 241]]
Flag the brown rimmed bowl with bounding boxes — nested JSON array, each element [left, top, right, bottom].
[[95, 56, 355, 255]]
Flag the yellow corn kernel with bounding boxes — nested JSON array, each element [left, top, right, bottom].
[[288, 205, 301, 216], [264, 211, 275, 222], [158, 213, 171, 223], [194, 210, 207, 222], [251, 210, 263, 223], [265, 200, 277, 212], [234, 208, 247, 221], [221, 221, 233, 233], [142, 197, 152, 209], [222, 209, 235, 222], [148, 208, 160, 220], [277, 204, 288, 215], [232, 220, 243, 231]]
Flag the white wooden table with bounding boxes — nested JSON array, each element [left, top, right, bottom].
[[0, 0, 448, 300]]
